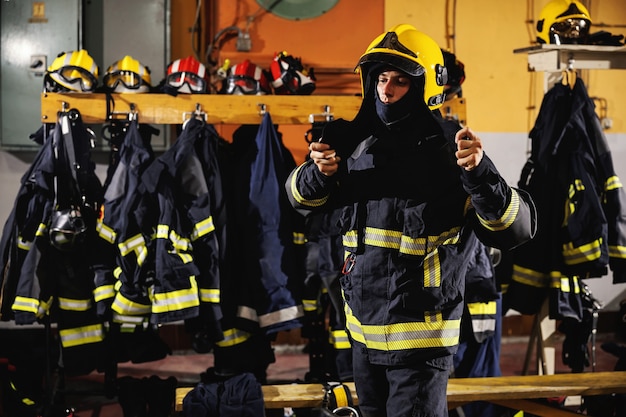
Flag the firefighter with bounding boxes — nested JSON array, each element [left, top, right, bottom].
[[285, 24, 537, 417]]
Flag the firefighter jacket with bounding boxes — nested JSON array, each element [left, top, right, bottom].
[[0, 110, 106, 375], [139, 118, 225, 336], [286, 106, 536, 366], [94, 118, 157, 325], [505, 77, 626, 320]]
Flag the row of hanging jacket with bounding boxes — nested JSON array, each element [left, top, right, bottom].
[[0, 108, 306, 379], [500, 71, 626, 371]]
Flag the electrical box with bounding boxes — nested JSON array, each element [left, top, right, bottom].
[[1, 0, 81, 148]]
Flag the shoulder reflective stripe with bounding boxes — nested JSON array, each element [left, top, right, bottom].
[[257, 305, 304, 328], [112, 292, 151, 316], [93, 284, 115, 303], [345, 311, 460, 350], [289, 164, 329, 207], [58, 297, 92, 311], [606, 175, 623, 191], [511, 264, 551, 288], [12, 296, 39, 314], [215, 328, 251, 347], [191, 216, 215, 241], [477, 188, 520, 231], [199, 288, 220, 303], [151, 276, 200, 314], [467, 301, 497, 316], [59, 324, 104, 348], [96, 220, 117, 243], [562, 239, 602, 265], [609, 245, 626, 259]]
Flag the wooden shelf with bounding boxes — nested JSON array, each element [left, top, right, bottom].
[[513, 44, 626, 72]]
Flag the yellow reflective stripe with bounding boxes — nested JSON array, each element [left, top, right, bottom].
[[93, 284, 115, 303], [36, 222, 47, 237], [113, 267, 122, 279], [609, 245, 626, 259], [37, 297, 53, 318], [562, 238, 602, 265], [178, 253, 193, 263], [302, 298, 318, 312], [58, 297, 91, 311], [554, 276, 581, 293], [216, 328, 251, 347], [191, 216, 215, 241], [96, 220, 116, 243], [345, 308, 460, 350], [343, 227, 460, 257], [329, 329, 351, 349], [17, 236, 33, 251], [511, 264, 551, 288], [111, 292, 151, 316], [606, 175, 623, 191], [293, 231, 306, 245], [112, 313, 149, 326], [118, 233, 148, 266], [199, 288, 220, 303], [467, 301, 497, 316], [59, 324, 104, 348], [156, 225, 191, 252], [364, 227, 402, 249], [477, 188, 520, 231], [289, 163, 329, 207], [151, 276, 199, 314], [12, 296, 39, 314], [423, 249, 441, 287]]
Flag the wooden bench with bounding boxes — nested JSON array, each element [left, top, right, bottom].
[[175, 371, 626, 417]]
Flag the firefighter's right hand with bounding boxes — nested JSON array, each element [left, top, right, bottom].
[[309, 140, 341, 176]]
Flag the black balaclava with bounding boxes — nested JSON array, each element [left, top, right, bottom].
[[372, 66, 426, 127]]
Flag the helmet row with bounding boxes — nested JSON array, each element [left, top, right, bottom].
[[44, 50, 316, 96]]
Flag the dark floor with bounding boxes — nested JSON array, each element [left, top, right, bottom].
[[31, 332, 622, 417]]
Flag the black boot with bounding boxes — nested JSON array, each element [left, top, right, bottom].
[[117, 376, 148, 417], [145, 375, 177, 417]]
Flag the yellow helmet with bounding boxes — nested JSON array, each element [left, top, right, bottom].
[[356, 24, 448, 110], [536, 0, 592, 44], [44, 50, 99, 92], [104, 55, 152, 93]]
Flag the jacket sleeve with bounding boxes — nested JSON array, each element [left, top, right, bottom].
[[285, 159, 338, 215], [462, 153, 537, 251]]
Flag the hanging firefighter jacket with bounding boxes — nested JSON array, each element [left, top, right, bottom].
[[0, 109, 106, 376], [504, 76, 626, 320], [137, 118, 226, 340], [227, 113, 305, 335]]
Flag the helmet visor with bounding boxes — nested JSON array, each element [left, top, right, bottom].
[[166, 72, 206, 92], [550, 18, 590, 43], [52, 66, 98, 91], [224, 75, 265, 95], [104, 71, 146, 90]]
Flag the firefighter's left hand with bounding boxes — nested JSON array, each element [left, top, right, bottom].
[[455, 126, 484, 171]]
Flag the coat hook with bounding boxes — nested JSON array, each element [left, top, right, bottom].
[[258, 103, 267, 115], [61, 101, 69, 112]]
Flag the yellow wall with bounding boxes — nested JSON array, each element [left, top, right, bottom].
[[170, 0, 626, 163], [386, 0, 626, 133]]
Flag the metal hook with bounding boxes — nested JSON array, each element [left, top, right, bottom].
[[308, 104, 334, 123], [258, 103, 267, 116]]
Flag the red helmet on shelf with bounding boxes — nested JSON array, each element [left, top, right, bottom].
[[165, 56, 209, 94], [222, 59, 272, 95]]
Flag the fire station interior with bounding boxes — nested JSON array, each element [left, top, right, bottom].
[[1, 0, 626, 416]]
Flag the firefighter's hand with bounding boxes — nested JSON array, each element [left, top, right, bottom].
[[309, 140, 341, 176], [455, 126, 484, 171]]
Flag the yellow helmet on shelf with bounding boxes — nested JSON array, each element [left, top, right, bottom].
[[536, 0, 592, 44], [104, 55, 152, 93], [45, 50, 99, 92], [356, 24, 448, 110]]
